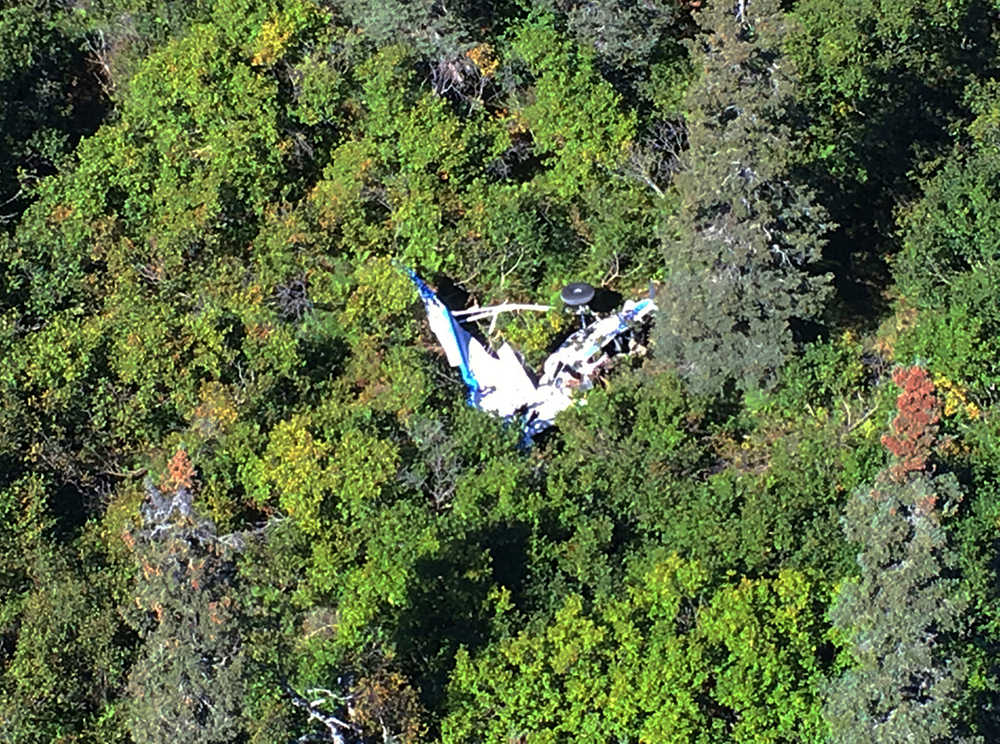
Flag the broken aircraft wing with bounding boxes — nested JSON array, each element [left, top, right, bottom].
[[408, 269, 543, 419]]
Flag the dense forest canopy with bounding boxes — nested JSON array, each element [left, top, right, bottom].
[[2, 0, 1000, 741]]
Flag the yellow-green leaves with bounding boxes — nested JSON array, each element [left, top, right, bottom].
[[342, 257, 416, 333], [631, 551, 708, 621], [334, 428, 398, 506], [256, 414, 399, 534], [442, 555, 711, 744], [699, 571, 829, 743], [443, 555, 833, 743], [262, 415, 331, 533]]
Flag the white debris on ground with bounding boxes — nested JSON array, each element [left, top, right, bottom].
[[408, 270, 657, 440]]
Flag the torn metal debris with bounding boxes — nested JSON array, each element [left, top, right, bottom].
[[408, 270, 657, 440]]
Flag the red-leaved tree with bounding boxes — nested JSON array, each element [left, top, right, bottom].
[[881, 366, 940, 484]]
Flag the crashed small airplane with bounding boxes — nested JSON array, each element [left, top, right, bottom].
[[407, 269, 657, 439]]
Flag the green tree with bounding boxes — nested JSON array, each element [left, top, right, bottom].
[[532, 0, 686, 91], [698, 569, 830, 743], [824, 367, 967, 743], [786, 0, 991, 293], [335, 0, 472, 61], [655, 0, 832, 395], [441, 554, 711, 744], [125, 455, 248, 744]]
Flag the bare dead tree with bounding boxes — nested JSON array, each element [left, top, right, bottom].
[[399, 416, 462, 511], [82, 16, 142, 97], [428, 53, 490, 107], [620, 119, 688, 197], [273, 276, 314, 321], [286, 684, 362, 744]]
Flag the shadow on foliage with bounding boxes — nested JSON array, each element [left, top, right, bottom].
[[392, 522, 532, 721], [588, 287, 623, 313], [428, 273, 470, 311], [807, 2, 999, 328], [0, 20, 109, 226], [297, 332, 350, 387], [49, 482, 92, 538]]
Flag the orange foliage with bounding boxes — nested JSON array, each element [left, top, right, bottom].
[[49, 204, 74, 223], [466, 43, 499, 77], [121, 530, 136, 550], [248, 322, 273, 340], [350, 668, 425, 743], [881, 366, 940, 483], [161, 448, 197, 492]]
